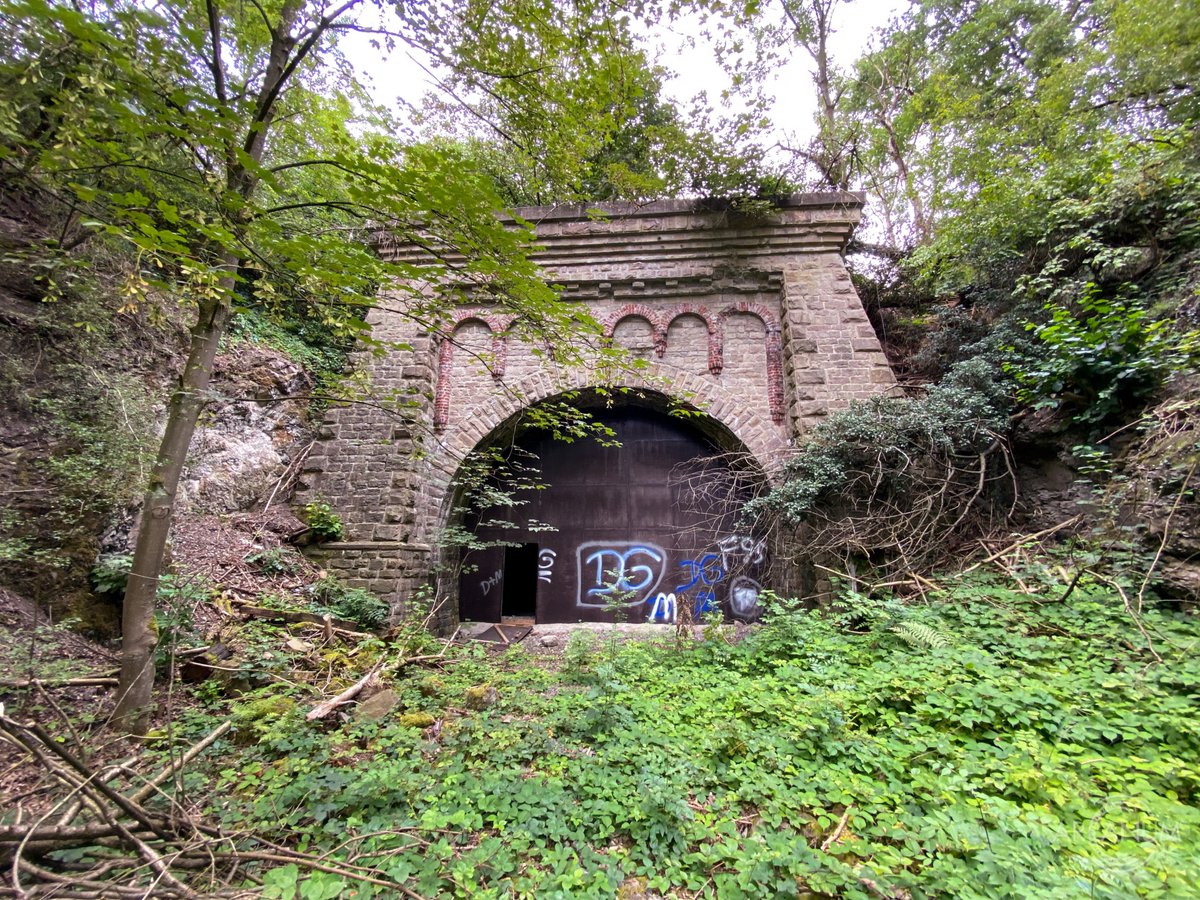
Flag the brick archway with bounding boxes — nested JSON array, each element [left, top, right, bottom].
[[428, 369, 786, 540], [441, 389, 775, 625]]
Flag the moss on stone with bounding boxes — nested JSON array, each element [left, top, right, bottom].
[[398, 711, 436, 729]]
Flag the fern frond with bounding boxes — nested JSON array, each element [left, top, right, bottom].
[[892, 620, 952, 649]]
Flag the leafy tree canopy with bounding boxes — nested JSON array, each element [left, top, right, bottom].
[[409, 43, 787, 204], [0, 0, 702, 730], [719, 0, 1200, 578]]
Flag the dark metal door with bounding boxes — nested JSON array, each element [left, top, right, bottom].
[[457, 545, 504, 622], [460, 408, 768, 624]]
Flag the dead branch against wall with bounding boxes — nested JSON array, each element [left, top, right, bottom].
[[0, 713, 426, 899], [762, 437, 1018, 595], [1083, 383, 1200, 605]]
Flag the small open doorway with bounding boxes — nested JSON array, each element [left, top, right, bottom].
[[500, 542, 539, 621]]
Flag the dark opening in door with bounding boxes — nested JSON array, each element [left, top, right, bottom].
[[501, 543, 539, 619]]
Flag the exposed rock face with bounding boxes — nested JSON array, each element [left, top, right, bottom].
[[1015, 454, 1093, 530], [0, 206, 320, 608], [1155, 559, 1200, 610], [179, 347, 312, 514]]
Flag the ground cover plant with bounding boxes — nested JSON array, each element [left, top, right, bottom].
[[202, 571, 1200, 899]]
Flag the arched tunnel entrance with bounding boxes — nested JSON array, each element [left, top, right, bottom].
[[453, 398, 769, 625]]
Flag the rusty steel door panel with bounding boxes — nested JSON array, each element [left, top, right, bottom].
[[458, 408, 768, 625]]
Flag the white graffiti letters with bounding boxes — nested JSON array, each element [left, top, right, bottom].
[[728, 575, 764, 620], [537, 548, 557, 584], [648, 592, 676, 623], [713, 535, 766, 622], [570, 537, 765, 620], [717, 534, 766, 570], [479, 569, 503, 597]]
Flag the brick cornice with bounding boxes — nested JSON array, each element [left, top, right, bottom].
[[506, 192, 865, 224]]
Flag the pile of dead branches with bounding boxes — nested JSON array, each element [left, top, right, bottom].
[[730, 360, 1019, 589], [0, 660, 445, 898], [0, 713, 251, 898], [777, 434, 1018, 583], [675, 434, 1017, 593]]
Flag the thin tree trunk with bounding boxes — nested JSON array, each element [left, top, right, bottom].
[[880, 116, 927, 242], [111, 0, 325, 734], [113, 270, 234, 733], [781, 0, 848, 190]]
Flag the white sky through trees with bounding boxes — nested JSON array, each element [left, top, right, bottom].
[[344, 0, 908, 164]]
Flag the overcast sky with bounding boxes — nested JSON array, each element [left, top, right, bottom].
[[343, 0, 910, 151], [655, 0, 908, 144]]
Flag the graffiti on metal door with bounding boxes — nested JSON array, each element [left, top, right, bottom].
[[576, 542, 667, 607]]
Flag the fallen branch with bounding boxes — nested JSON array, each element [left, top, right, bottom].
[[304, 650, 451, 721], [261, 439, 315, 516], [130, 720, 232, 805], [88, 802, 200, 899], [218, 849, 427, 898], [32, 679, 88, 762], [56, 754, 139, 828], [957, 516, 1082, 576], [1137, 461, 1196, 614], [0, 823, 155, 844], [0, 717, 173, 843], [0, 713, 427, 898], [1091, 572, 1163, 663], [235, 604, 371, 638], [1056, 568, 1084, 604], [306, 662, 383, 721], [820, 805, 854, 852], [0, 676, 118, 688]]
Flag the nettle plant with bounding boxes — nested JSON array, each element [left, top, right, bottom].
[[302, 502, 344, 543]]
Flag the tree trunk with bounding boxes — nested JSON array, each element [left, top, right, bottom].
[[784, 0, 848, 190], [113, 272, 234, 734], [111, 0, 343, 734]]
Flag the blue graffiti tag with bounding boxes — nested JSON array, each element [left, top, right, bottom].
[[692, 590, 718, 615], [675, 553, 725, 593], [577, 542, 666, 606], [674, 554, 725, 617]]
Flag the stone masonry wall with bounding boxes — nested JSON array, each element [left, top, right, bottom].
[[296, 194, 897, 625]]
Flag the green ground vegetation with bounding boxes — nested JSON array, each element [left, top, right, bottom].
[[138, 568, 1200, 899]]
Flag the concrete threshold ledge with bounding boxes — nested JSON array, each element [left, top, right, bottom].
[[311, 541, 434, 552], [460, 620, 749, 650]]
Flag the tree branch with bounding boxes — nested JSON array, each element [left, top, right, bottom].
[[204, 0, 228, 106]]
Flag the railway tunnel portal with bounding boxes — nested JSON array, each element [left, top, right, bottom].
[[295, 194, 896, 629]]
